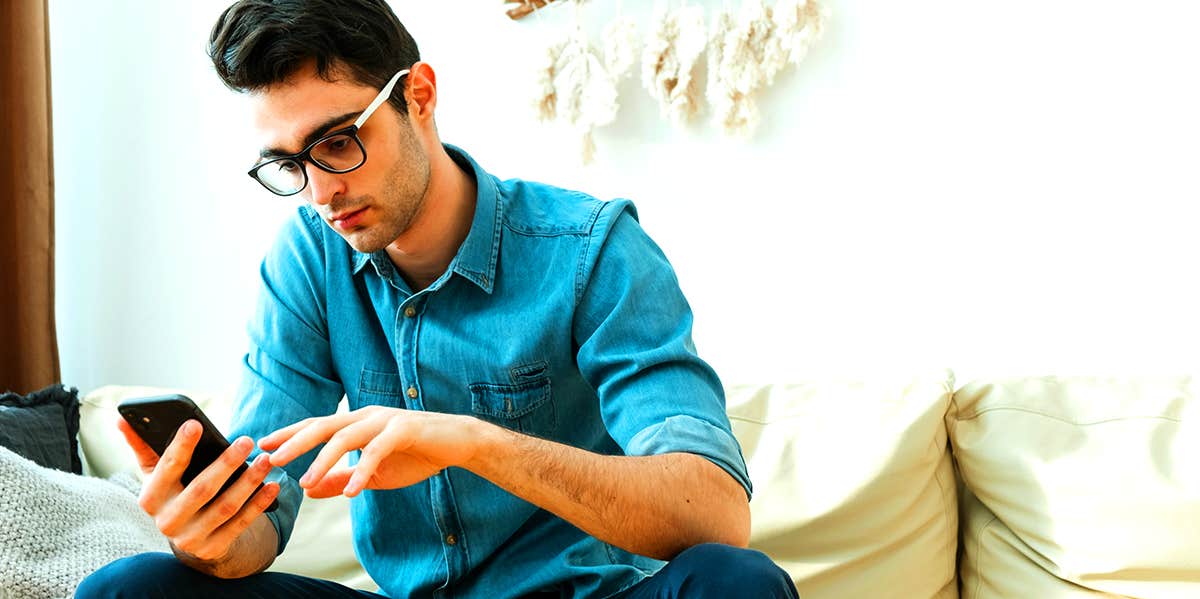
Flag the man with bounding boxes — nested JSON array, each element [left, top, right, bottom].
[[78, 1, 797, 597]]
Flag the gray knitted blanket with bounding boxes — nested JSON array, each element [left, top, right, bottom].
[[0, 447, 170, 599]]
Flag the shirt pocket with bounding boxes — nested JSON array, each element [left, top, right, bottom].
[[356, 367, 405, 409], [469, 364, 556, 435]]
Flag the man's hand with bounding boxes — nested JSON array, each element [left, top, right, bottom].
[[118, 417, 280, 564], [260, 406, 749, 561], [259, 406, 479, 498]]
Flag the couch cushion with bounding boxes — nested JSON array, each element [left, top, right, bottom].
[[726, 371, 959, 599], [0, 384, 83, 473], [949, 377, 1200, 598], [78, 385, 376, 592]]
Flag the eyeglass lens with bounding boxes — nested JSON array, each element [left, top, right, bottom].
[[256, 133, 365, 195]]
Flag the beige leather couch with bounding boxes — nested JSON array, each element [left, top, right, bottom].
[[77, 372, 1200, 598]]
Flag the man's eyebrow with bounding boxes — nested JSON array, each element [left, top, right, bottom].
[[259, 111, 361, 159]]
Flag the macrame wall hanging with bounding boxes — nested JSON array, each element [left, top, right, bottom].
[[507, 0, 828, 163]]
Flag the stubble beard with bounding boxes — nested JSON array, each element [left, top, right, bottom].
[[340, 131, 431, 255]]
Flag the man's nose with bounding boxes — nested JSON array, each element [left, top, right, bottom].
[[304, 163, 346, 206]]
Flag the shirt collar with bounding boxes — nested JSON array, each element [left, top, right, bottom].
[[351, 144, 499, 294], [351, 249, 373, 275]]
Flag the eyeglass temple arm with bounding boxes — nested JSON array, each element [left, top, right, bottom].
[[354, 68, 411, 129]]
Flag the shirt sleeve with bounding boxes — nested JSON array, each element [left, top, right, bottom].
[[228, 207, 345, 555], [572, 200, 752, 499]]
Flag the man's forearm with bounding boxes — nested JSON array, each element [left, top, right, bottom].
[[172, 513, 279, 579], [462, 420, 751, 561]]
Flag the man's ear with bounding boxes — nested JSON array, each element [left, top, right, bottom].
[[405, 61, 437, 122]]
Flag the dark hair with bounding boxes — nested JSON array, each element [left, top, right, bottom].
[[207, 0, 420, 114]]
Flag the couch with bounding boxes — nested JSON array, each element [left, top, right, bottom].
[[74, 372, 1200, 598]]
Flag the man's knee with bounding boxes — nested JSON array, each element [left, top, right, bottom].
[[75, 552, 189, 599], [670, 543, 798, 598]]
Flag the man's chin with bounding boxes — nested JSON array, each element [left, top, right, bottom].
[[338, 229, 386, 255], [330, 217, 407, 255]]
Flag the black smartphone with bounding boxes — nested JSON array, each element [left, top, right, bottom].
[[117, 394, 277, 512]]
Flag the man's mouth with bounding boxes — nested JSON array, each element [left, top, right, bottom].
[[329, 207, 368, 230]]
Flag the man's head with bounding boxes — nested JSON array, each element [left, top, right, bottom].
[[208, 0, 436, 254]]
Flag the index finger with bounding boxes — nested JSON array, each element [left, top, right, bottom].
[[257, 418, 311, 451], [149, 420, 202, 486], [137, 419, 202, 516], [266, 412, 359, 467]]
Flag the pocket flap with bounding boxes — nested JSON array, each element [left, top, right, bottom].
[[469, 379, 551, 420]]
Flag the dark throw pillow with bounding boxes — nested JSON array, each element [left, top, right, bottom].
[[0, 384, 82, 473]]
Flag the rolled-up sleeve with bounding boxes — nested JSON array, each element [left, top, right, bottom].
[[572, 201, 752, 498], [228, 207, 345, 554]]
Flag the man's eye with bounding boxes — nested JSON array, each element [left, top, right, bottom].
[[276, 160, 300, 173], [326, 137, 351, 153]]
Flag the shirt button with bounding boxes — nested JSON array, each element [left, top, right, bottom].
[[407, 387, 418, 399], [445, 534, 457, 546], [404, 306, 416, 318]]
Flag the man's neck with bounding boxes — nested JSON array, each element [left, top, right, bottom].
[[385, 147, 477, 292]]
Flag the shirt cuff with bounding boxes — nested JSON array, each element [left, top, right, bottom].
[[263, 466, 304, 555], [625, 415, 753, 499]]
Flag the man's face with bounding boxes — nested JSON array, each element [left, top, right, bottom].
[[249, 62, 431, 254]]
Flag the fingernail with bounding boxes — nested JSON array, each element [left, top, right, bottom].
[[186, 420, 200, 436], [236, 437, 253, 451], [299, 471, 312, 486]]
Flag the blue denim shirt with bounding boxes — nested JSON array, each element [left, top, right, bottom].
[[229, 145, 751, 598]]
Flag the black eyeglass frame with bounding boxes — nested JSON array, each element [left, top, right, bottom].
[[247, 128, 368, 197], [246, 67, 411, 197]]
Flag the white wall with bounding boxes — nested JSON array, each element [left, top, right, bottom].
[[51, 1, 1200, 396]]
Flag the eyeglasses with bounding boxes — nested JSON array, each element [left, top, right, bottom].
[[248, 68, 410, 196]]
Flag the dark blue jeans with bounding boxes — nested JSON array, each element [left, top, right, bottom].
[[75, 543, 798, 598]]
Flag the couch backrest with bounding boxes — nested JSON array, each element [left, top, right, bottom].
[[949, 376, 1200, 598], [728, 372, 959, 598]]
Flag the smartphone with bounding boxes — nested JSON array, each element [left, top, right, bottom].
[[118, 394, 277, 512]]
